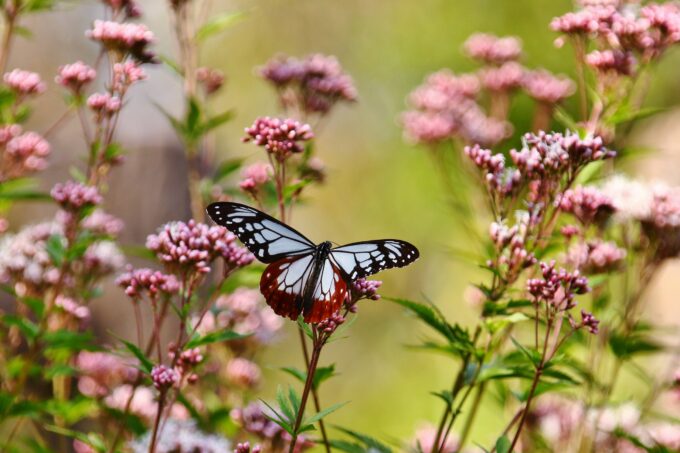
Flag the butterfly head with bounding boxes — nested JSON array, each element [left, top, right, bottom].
[[318, 241, 333, 255]]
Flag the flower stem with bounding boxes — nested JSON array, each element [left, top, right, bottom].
[[297, 327, 331, 452], [289, 335, 323, 453]]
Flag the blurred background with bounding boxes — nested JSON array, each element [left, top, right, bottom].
[[8, 0, 680, 446]]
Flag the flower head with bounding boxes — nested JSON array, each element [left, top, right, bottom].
[[239, 162, 273, 193], [566, 240, 626, 274], [87, 92, 122, 116], [151, 365, 179, 391], [56, 61, 97, 93], [225, 357, 261, 388], [50, 181, 102, 211], [116, 267, 180, 299], [87, 20, 156, 63], [559, 186, 615, 226], [243, 117, 313, 160], [464, 33, 523, 64], [76, 351, 136, 397], [196, 67, 224, 95], [146, 220, 253, 274], [523, 70, 575, 104], [4, 69, 45, 96], [580, 309, 600, 334], [2, 130, 50, 178], [479, 61, 525, 92]]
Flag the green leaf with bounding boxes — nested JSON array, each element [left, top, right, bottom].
[[495, 435, 511, 453], [332, 426, 393, 453], [43, 331, 97, 352], [21, 297, 44, 319], [283, 179, 313, 202], [2, 314, 39, 341], [327, 440, 365, 453], [185, 329, 250, 348], [609, 332, 663, 359], [608, 105, 665, 126], [275, 387, 295, 422], [484, 313, 529, 334], [46, 234, 66, 266], [0, 187, 51, 201], [302, 401, 348, 426], [385, 297, 473, 353], [201, 110, 234, 134], [510, 337, 541, 368], [280, 366, 306, 384], [195, 11, 246, 41], [313, 365, 336, 389], [159, 54, 183, 76], [120, 339, 153, 373]]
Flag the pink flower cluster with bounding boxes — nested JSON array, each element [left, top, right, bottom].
[[112, 61, 146, 90], [87, 92, 122, 116], [522, 69, 575, 104], [151, 364, 179, 391], [239, 162, 273, 193], [116, 267, 180, 299], [146, 220, 254, 274], [50, 180, 103, 211], [86, 20, 156, 63], [225, 357, 261, 388], [197, 287, 283, 347], [76, 351, 136, 397], [230, 403, 314, 452], [579, 309, 600, 334], [56, 61, 97, 93], [3, 69, 45, 96], [465, 144, 521, 197], [559, 186, 615, 225], [527, 260, 590, 311], [81, 209, 124, 236], [234, 442, 262, 453], [196, 67, 225, 95], [566, 240, 626, 273], [463, 33, 523, 64], [552, 2, 680, 64], [243, 117, 314, 160], [260, 53, 357, 115], [480, 61, 524, 92], [55, 295, 90, 321], [316, 312, 345, 333], [0, 127, 50, 180], [488, 215, 537, 274], [402, 69, 510, 147], [350, 278, 382, 302], [586, 49, 636, 75]]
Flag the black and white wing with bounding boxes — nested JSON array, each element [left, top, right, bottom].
[[330, 240, 420, 280], [206, 202, 315, 263]]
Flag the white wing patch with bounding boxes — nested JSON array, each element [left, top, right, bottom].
[[207, 202, 315, 263], [330, 240, 420, 280], [274, 255, 313, 295]]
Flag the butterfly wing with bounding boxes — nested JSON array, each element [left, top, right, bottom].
[[330, 240, 420, 280], [207, 202, 315, 263], [260, 255, 348, 323]]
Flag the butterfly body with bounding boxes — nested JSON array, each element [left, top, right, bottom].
[[207, 202, 419, 323]]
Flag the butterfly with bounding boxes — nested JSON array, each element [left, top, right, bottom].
[[206, 202, 419, 323]]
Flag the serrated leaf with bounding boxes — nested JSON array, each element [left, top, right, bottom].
[[195, 11, 246, 41]]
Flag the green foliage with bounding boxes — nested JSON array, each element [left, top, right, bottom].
[[195, 11, 246, 41], [330, 426, 393, 453], [280, 364, 337, 390], [185, 328, 250, 348], [495, 435, 511, 453], [157, 97, 234, 149]]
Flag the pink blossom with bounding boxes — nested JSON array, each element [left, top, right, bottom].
[[410, 424, 458, 453], [2, 131, 50, 177], [151, 364, 179, 390], [76, 351, 136, 397], [196, 67, 224, 95], [226, 357, 261, 388], [73, 440, 95, 453], [82, 241, 125, 275], [523, 70, 575, 103], [87, 92, 121, 115], [86, 20, 156, 62], [50, 180, 102, 210], [231, 403, 314, 452], [351, 278, 382, 301], [559, 186, 615, 225], [234, 442, 262, 453], [104, 385, 157, 420], [463, 33, 523, 64], [239, 162, 273, 192], [586, 50, 636, 75], [567, 240, 626, 273], [3, 69, 45, 96], [316, 312, 345, 333], [146, 220, 253, 274], [55, 295, 90, 321], [401, 110, 457, 145], [116, 267, 180, 298], [112, 61, 146, 90], [82, 209, 124, 236], [479, 61, 525, 92], [56, 61, 96, 92], [527, 261, 590, 310], [243, 117, 313, 159], [580, 309, 600, 334]]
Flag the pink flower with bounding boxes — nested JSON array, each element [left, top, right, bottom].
[[76, 351, 136, 397], [559, 186, 615, 225], [401, 110, 457, 145], [151, 364, 179, 390], [580, 309, 600, 334], [567, 240, 626, 273], [527, 261, 590, 310], [116, 267, 180, 298], [464, 33, 523, 64], [87, 92, 121, 115], [234, 442, 262, 453], [56, 61, 96, 93], [112, 61, 146, 90], [411, 424, 458, 453], [3, 69, 45, 96], [586, 50, 636, 75], [350, 278, 382, 301], [226, 357, 261, 388], [86, 20, 156, 62], [239, 162, 273, 192], [196, 67, 224, 95], [50, 181, 102, 210], [146, 220, 254, 274], [316, 312, 345, 333], [243, 117, 313, 159], [231, 403, 314, 452], [479, 61, 525, 92], [259, 53, 357, 115], [81, 209, 124, 236], [73, 440, 95, 453], [55, 295, 90, 321], [2, 131, 50, 177], [523, 70, 575, 103]]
